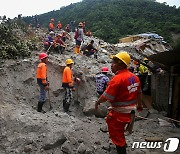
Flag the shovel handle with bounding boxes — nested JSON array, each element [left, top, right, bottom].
[[48, 90, 52, 109]]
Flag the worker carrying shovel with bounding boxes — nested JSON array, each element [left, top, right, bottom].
[[62, 58, 80, 112], [95, 52, 143, 154], [36, 52, 49, 113]]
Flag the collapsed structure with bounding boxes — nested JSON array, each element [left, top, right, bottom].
[[116, 32, 180, 120]]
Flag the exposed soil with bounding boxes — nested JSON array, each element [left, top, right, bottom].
[[0, 32, 180, 154]]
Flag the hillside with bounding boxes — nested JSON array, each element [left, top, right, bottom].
[[23, 0, 180, 45]]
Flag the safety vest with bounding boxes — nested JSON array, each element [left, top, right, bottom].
[[49, 22, 54, 31], [139, 64, 148, 74], [102, 69, 141, 112], [36, 62, 47, 84]]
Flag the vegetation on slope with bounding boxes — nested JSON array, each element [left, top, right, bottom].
[[0, 18, 38, 59], [23, 0, 180, 45]]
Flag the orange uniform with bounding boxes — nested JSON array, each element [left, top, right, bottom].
[[49, 22, 54, 31], [102, 68, 141, 147], [36, 62, 47, 85], [62, 66, 74, 87], [57, 23, 62, 29]]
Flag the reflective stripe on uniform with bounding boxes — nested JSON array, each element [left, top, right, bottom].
[[112, 100, 136, 107], [103, 92, 115, 101], [108, 105, 136, 113]]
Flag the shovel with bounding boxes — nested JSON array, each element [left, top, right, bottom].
[[48, 89, 53, 110], [74, 82, 80, 104], [47, 44, 53, 53], [94, 109, 104, 118]]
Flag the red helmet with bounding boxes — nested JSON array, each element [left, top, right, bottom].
[[39, 53, 48, 60], [101, 67, 109, 73]]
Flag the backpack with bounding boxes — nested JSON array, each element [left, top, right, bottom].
[[74, 29, 79, 39]]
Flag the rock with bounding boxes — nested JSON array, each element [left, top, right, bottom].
[[85, 148, 94, 154], [83, 97, 97, 116], [68, 137, 78, 146], [24, 145, 32, 152], [61, 141, 72, 154], [94, 140, 101, 145], [43, 133, 67, 150], [76, 143, 86, 154], [136, 108, 149, 118], [100, 125, 108, 133], [149, 109, 159, 114]]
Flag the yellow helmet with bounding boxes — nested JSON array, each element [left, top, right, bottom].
[[113, 51, 131, 66], [66, 59, 74, 65], [144, 58, 148, 61]]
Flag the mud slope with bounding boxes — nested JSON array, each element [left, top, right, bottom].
[[0, 54, 180, 154]]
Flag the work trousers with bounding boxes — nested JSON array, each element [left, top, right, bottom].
[[106, 110, 130, 147], [63, 87, 73, 105], [37, 80, 46, 102]]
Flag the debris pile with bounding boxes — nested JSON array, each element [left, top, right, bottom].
[[0, 29, 179, 154]]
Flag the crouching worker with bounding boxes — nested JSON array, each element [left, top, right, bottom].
[[62, 58, 80, 112], [84, 40, 98, 58], [54, 34, 66, 54], [95, 52, 143, 154], [36, 53, 49, 113]]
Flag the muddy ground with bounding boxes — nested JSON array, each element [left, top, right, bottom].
[[0, 32, 180, 154]]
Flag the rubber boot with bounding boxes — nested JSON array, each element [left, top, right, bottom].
[[116, 145, 127, 154], [77, 46, 80, 54], [74, 46, 78, 54], [37, 101, 46, 113], [37, 101, 43, 112], [63, 100, 70, 112]]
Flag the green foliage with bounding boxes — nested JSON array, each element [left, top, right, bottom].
[[23, 0, 180, 44], [0, 20, 32, 59]]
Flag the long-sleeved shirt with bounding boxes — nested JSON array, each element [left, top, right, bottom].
[[77, 28, 84, 42], [62, 66, 74, 87], [36, 62, 47, 85]]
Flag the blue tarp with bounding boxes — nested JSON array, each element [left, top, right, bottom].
[[138, 33, 163, 39]]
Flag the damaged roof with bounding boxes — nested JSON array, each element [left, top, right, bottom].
[[116, 33, 174, 71]]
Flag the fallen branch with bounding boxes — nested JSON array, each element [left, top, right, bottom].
[[136, 115, 153, 121], [167, 118, 180, 123]]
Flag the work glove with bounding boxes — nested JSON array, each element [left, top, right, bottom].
[[76, 77, 81, 83], [45, 85, 49, 91]]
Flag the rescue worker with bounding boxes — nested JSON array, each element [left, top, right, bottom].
[[62, 30, 70, 42], [70, 20, 75, 32], [36, 52, 49, 113], [65, 24, 70, 33], [54, 34, 65, 54], [138, 58, 149, 75], [95, 52, 143, 154], [49, 18, 54, 32], [138, 58, 152, 109], [74, 22, 84, 54], [84, 40, 97, 57], [44, 31, 55, 51], [86, 30, 92, 37], [82, 21, 86, 33], [62, 59, 80, 112], [56, 21, 62, 31], [95, 67, 110, 96]]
